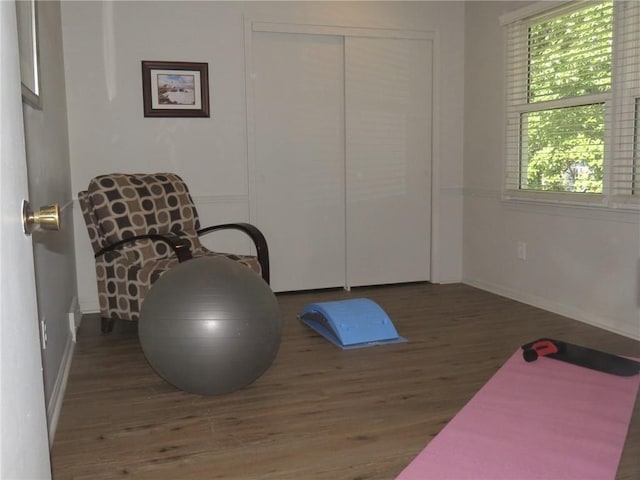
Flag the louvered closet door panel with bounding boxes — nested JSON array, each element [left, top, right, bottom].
[[252, 32, 346, 292], [345, 36, 432, 287]]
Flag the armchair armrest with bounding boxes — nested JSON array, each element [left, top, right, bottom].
[[197, 223, 270, 284], [95, 233, 193, 263]]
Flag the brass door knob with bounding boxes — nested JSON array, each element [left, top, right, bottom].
[[22, 200, 60, 235]]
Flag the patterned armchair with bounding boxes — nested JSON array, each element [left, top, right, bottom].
[[78, 173, 269, 333]]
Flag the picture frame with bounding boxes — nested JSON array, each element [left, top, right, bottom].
[[16, 0, 41, 109], [141, 61, 210, 118]]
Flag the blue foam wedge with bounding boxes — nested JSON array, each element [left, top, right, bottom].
[[298, 298, 407, 349]]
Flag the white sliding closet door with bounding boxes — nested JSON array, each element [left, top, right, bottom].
[[345, 37, 432, 287], [251, 32, 346, 292]]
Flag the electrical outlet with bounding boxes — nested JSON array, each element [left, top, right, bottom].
[[68, 297, 81, 343], [517, 241, 527, 260], [40, 317, 48, 349], [68, 311, 77, 343]]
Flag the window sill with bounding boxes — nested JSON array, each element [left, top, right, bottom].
[[501, 190, 640, 213]]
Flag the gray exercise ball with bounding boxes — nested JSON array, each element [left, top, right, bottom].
[[138, 256, 282, 395]]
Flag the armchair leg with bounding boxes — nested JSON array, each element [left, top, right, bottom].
[[101, 317, 115, 334]]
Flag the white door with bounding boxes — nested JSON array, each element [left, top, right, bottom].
[[0, 2, 52, 478], [345, 36, 432, 287], [251, 31, 346, 292]]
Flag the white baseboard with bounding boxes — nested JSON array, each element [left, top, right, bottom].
[[47, 333, 74, 446], [79, 299, 100, 315], [463, 277, 640, 341]]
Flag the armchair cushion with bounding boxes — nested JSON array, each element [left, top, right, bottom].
[[86, 173, 201, 255]]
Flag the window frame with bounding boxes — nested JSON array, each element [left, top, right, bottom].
[[501, 0, 640, 211]]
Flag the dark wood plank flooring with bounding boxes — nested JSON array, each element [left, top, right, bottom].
[[51, 283, 640, 479]]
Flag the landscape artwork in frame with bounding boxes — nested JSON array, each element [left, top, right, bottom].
[[142, 61, 210, 117]]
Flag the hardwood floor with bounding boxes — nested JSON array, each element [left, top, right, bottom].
[[51, 283, 640, 479]]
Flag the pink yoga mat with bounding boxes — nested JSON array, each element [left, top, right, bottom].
[[396, 349, 640, 480]]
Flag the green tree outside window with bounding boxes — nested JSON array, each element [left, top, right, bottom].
[[521, 1, 612, 193]]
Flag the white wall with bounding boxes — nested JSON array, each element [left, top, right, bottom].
[[22, 0, 77, 441], [61, 1, 466, 313], [61, 0, 638, 339], [463, 2, 640, 340]]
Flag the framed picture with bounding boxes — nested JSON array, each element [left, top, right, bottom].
[[141, 61, 210, 117], [16, 0, 41, 109]]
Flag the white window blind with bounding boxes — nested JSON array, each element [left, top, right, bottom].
[[610, 0, 640, 200], [504, 0, 640, 208]]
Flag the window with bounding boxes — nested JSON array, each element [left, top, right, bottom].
[[635, 98, 640, 194], [503, 0, 640, 207]]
